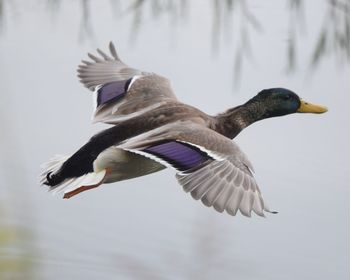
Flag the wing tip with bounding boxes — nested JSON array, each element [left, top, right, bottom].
[[109, 41, 120, 61]]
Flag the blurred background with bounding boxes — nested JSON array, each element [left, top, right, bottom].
[[0, 0, 349, 279]]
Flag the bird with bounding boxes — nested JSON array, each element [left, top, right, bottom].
[[40, 42, 328, 217]]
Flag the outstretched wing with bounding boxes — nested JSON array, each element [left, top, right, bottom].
[[77, 42, 178, 124], [118, 121, 274, 217]]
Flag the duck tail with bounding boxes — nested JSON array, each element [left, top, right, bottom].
[[40, 155, 106, 199]]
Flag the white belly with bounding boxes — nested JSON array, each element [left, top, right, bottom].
[[93, 147, 166, 183]]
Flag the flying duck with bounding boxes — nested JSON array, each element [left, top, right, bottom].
[[40, 42, 328, 217]]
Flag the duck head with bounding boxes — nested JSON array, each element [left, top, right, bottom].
[[247, 88, 328, 119], [215, 88, 328, 139]]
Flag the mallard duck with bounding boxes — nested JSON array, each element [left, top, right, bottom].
[[40, 42, 327, 217]]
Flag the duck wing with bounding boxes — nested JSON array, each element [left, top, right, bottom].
[[118, 121, 274, 217], [78, 42, 178, 124]]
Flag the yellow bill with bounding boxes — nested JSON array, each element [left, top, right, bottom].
[[297, 99, 328, 114]]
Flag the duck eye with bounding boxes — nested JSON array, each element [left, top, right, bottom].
[[283, 94, 292, 100]]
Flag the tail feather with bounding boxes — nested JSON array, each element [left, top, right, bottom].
[[39, 155, 69, 184], [40, 155, 106, 198]]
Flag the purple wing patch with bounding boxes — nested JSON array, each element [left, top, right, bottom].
[[144, 141, 212, 171], [97, 78, 132, 106]]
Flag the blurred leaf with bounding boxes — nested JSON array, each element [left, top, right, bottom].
[[290, 0, 302, 9], [233, 46, 242, 86], [287, 35, 296, 72], [311, 29, 327, 66], [0, 0, 4, 33], [78, 0, 95, 43]]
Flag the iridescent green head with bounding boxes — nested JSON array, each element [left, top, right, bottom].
[[249, 88, 328, 119]]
